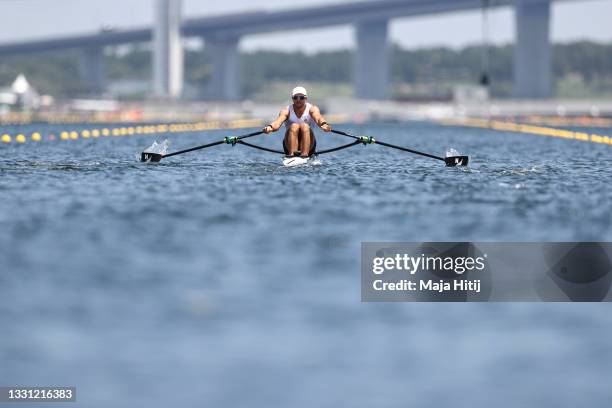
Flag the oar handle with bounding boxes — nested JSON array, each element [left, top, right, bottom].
[[331, 129, 360, 140], [238, 130, 266, 139]]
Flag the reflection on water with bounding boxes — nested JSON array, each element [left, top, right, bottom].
[[1, 122, 611, 407]]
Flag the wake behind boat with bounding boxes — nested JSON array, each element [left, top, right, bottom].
[[282, 155, 310, 167]]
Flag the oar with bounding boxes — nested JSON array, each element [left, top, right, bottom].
[[331, 130, 469, 167], [140, 130, 265, 162]]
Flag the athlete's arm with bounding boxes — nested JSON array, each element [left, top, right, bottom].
[[310, 105, 331, 132], [263, 108, 289, 133]]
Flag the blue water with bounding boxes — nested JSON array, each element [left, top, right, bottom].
[[1, 121, 611, 407]]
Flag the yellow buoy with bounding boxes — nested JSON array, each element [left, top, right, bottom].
[[112, 128, 120, 136], [60, 131, 69, 140], [92, 129, 100, 138], [1, 134, 11, 143], [16, 134, 26, 143], [82, 130, 91, 138], [31, 132, 42, 142], [70, 131, 79, 140], [102, 128, 110, 136]]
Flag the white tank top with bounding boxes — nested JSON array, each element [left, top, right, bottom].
[[285, 103, 314, 128]]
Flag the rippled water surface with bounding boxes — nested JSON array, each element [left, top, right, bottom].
[[1, 122, 611, 407]]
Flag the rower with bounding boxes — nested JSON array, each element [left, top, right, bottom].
[[262, 86, 332, 158]]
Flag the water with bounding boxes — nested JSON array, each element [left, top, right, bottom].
[[1, 121, 611, 407], [143, 138, 170, 154]]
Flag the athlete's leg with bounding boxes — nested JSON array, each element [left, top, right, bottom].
[[298, 123, 311, 157], [308, 129, 317, 156], [284, 123, 300, 155]]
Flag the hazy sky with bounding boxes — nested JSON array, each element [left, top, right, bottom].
[[0, 0, 610, 51]]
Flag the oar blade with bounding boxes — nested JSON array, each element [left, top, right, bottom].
[[444, 155, 469, 167], [141, 152, 164, 162]]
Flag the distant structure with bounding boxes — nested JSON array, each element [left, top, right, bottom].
[[0, 74, 41, 110], [354, 20, 389, 100], [153, 0, 183, 98], [78, 47, 105, 95], [513, 0, 551, 98], [205, 35, 241, 101], [0, 0, 565, 100]]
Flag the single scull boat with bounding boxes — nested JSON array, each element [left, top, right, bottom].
[[140, 129, 469, 167]]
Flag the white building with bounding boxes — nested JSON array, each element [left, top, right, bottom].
[[0, 74, 41, 110]]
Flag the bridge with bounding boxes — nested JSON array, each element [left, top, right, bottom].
[[0, 0, 570, 100]]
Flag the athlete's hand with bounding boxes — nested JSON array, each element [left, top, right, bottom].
[[321, 123, 332, 132], [263, 125, 274, 134]]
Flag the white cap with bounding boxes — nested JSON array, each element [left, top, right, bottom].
[[291, 86, 308, 97]]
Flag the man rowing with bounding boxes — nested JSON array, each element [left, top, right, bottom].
[[262, 86, 332, 158]]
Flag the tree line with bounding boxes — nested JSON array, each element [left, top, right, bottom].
[[0, 41, 610, 98]]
